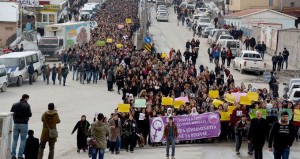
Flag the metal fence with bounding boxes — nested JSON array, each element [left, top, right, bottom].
[[5, 33, 16, 46]]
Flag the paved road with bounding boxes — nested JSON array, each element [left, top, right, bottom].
[[1, 4, 300, 159]]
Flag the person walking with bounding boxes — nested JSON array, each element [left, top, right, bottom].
[[221, 47, 226, 65], [226, 47, 232, 68], [38, 103, 61, 159], [72, 61, 78, 80], [282, 48, 289, 69], [116, 71, 124, 94], [248, 110, 269, 159], [91, 63, 99, 84], [249, 37, 256, 51], [41, 62, 47, 82], [45, 64, 51, 85], [61, 63, 69, 86], [268, 111, 295, 159], [72, 115, 90, 153], [261, 41, 266, 59], [28, 62, 34, 85], [163, 116, 178, 159], [123, 114, 138, 153], [57, 63, 62, 85], [90, 113, 109, 159], [51, 63, 58, 85], [107, 67, 115, 91], [235, 115, 247, 155], [243, 36, 250, 50], [277, 52, 283, 72], [24, 130, 39, 159], [272, 52, 278, 72], [10, 94, 32, 159], [78, 62, 86, 84], [109, 113, 122, 154]]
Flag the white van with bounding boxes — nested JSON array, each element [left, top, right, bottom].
[[0, 51, 45, 86], [0, 64, 8, 92]]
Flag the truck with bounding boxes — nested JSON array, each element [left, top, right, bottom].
[[38, 22, 91, 60], [233, 50, 266, 75]]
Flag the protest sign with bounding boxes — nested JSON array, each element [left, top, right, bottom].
[[230, 92, 247, 102], [117, 24, 124, 29], [118, 104, 130, 112], [134, 99, 146, 108], [247, 92, 259, 101], [162, 97, 173, 105], [228, 106, 236, 114], [125, 18, 132, 24], [266, 108, 278, 116], [278, 108, 292, 120], [240, 96, 251, 105], [225, 94, 235, 103], [96, 40, 105, 46], [209, 90, 219, 99], [106, 38, 113, 43], [212, 99, 224, 107], [161, 53, 167, 58], [220, 112, 230, 121], [175, 96, 189, 103], [139, 113, 145, 120], [249, 109, 267, 119], [150, 112, 221, 142], [294, 110, 300, 122], [116, 44, 123, 48], [174, 100, 185, 109]]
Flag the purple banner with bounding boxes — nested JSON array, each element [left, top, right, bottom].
[[150, 112, 221, 142]]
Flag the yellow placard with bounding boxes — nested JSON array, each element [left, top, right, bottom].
[[118, 104, 130, 112], [162, 97, 173, 106], [225, 94, 236, 103], [247, 92, 259, 101], [220, 112, 230, 121], [294, 110, 300, 122], [161, 53, 167, 58], [106, 38, 113, 43], [212, 99, 224, 107], [174, 100, 185, 109], [228, 106, 236, 114], [240, 96, 252, 105], [116, 44, 123, 48], [125, 18, 132, 24], [209, 90, 219, 99]]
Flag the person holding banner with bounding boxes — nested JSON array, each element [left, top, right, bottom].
[[248, 110, 269, 159], [268, 111, 295, 159], [163, 117, 178, 159]]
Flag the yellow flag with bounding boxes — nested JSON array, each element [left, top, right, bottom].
[[220, 112, 230, 121], [174, 100, 185, 109], [162, 97, 173, 106], [247, 92, 259, 101], [106, 38, 113, 43], [240, 96, 252, 105], [118, 104, 130, 112], [294, 110, 300, 122], [225, 94, 236, 103], [212, 99, 224, 107], [209, 90, 219, 99], [228, 106, 236, 114]]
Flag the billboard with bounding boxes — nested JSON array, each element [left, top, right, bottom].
[[65, 23, 89, 48]]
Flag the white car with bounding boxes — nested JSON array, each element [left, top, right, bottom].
[[197, 18, 211, 29], [0, 64, 8, 92], [216, 35, 234, 46], [157, 12, 169, 21], [287, 88, 300, 102], [207, 29, 218, 44], [192, 14, 207, 23], [233, 50, 266, 74]]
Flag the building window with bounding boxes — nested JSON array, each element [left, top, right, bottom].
[[49, 14, 55, 23], [5, 27, 13, 30], [291, 2, 295, 7], [269, 0, 273, 6], [42, 14, 48, 22]]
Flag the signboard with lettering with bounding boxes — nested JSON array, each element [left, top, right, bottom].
[[17, 0, 39, 6], [43, 4, 60, 10]]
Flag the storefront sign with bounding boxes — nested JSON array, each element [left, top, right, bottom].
[[17, 0, 39, 6], [150, 112, 221, 142], [43, 4, 60, 10]]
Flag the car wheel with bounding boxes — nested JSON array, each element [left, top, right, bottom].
[[240, 66, 244, 74], [1, 82, 7, 92], [33, 72, 38, 82], [17, 76, 23, 86]]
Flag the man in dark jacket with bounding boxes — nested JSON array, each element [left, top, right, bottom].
[[272, 52, 278, 71], [268, 111, 295, 159], [11, 94, 32, 159], [107, 67, 114, 91], [221, 47, 227, 65], [249, 37, 256, 51], [28, 63, 34, 85], [282, 48, 289, 69], [24, 130, 39, 159], [261, 41, 266, 59], [277, 52, 283, 72], [235, 115, 247, 154], [248, 110, 269, 159]]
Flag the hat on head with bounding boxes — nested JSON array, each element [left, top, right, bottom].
[[48, 103, 55, 110]]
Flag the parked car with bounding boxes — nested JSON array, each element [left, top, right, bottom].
[[287, 88, 300, 102], [207, 29, 218, 44], [216, 35, 234, 46], [211, 29, 230, 44], [233, 50, 266, 74], [157, 12, 169, 22], [201, 26, 214, 38], [283, 78, 300, 99], [221, 39, 240, 58], [0, 64, 8, 92], [0, 51, 45, 86]]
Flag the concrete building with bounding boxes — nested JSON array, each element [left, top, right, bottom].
[[281, 0, 300, 8], [228, 0, 280, 12], [0, 2, 19, 47], [224, 9, 297, 36]]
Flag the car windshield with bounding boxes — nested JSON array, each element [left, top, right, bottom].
[[0, 58, 20, 67], [39, 38, 58, 45], [160, 13, 167, 16], [227, 41, 237, 48], [200, 19, 210, 23], [294, 91, 300, 98]]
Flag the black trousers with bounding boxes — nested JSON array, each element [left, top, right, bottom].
[[273, 63, 277, 71], [227, 58, 231, 67], [107, 81, 113, 91], [254, 146, 263, 159], [124, 135, 135, 152], [222, 57, 226, 65]]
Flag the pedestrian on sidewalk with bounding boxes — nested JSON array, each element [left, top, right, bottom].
[[243, 36, 250, 50], [24, 130, 39, 159], [51, 63, 57, 85], [45, 64, 51, 85], [268, 111, 295, 159], [61, 63, 69, 86], [277, 53, 283, 72], [272, 52, 278, 72], [250, 37, 256, 51], [28, 62, 34, 85], [248, 110, 269, 159], [163, 116, 178, 159], [57, 63, 62, 85], [282, 48, 289, 69], [235, 115, 247, 155], [38, 103, 61, 159], [10, 94, 32, 159], [71, 115, 90, 153], [41, 62, 47, 82]]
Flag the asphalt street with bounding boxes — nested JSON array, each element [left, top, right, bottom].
[[0, 4, 300, 159]]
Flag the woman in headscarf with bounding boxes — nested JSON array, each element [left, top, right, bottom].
[[190, 107, 199, 115], [71, 115, 90, 153]]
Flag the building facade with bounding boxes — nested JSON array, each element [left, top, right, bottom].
[[229, 0, 280, 12]]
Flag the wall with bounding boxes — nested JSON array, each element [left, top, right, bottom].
[[229, 0, 280, 11], [0, 22, 17, 47], [282, 0, 300, 8], [277, 29, 300, 69], [228, 0, 241, 12]]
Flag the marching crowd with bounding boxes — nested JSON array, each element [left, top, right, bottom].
[[8, 1, 299, 159]]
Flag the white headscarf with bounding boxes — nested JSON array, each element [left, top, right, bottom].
[[190, 108, 199, 115]]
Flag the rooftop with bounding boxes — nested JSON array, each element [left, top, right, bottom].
[[0, 2, 19, 22]]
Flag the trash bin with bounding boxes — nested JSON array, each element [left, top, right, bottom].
[[0, 112, 13, 159]]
